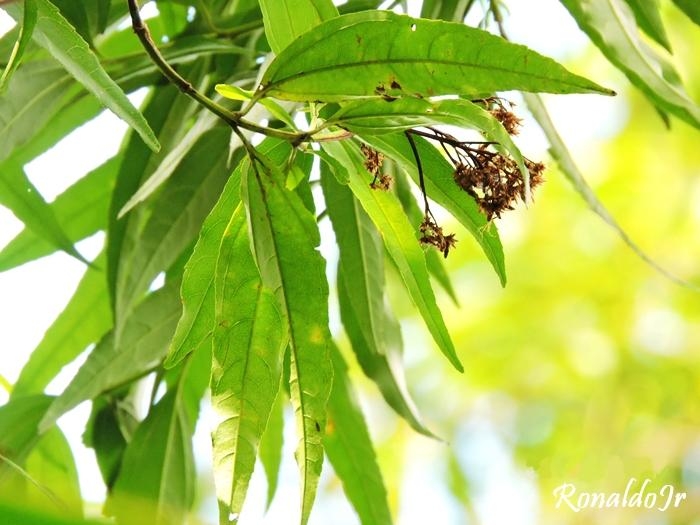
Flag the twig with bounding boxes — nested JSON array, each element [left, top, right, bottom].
[[126, 0, 300, 142]]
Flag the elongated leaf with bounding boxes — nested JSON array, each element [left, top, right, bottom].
[[165, 158, 243, 368], [110, 350, 208, 525], [0, 159, 87, 265], [623, 0, 671, 50], [260, 11, 614, 102], [83, 398, 128, 490], [10, 0, 159, 150], [0, 395, 52, 477], [362, 133, 507, 285], [211, 204, 286, 523], [117, 110, 220, 218], [672, 0, 700, 25], [524, 93, 698, 290], [0, 59, 75, 164], [0, 157, 117, 272], [107, 84, 183, 306], [115, 127, 230, 327], [324, 345, 392, 525], [320, 165, 435, 436], [40, 283, 182, 431], [323, 140, 462, 371], [0, 0, 37, 92], [258, 388, 284, 509], [12, 252, 111, 397], [242, 140, 333, 525], [259, 0, 338, 54], [559, 0, 700, 129], [23, 427, 82, 517]]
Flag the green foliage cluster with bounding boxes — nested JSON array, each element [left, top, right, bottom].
[[0, 1, 698, 524]]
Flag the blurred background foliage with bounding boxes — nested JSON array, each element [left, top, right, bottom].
[[321, 4, 700, 525]]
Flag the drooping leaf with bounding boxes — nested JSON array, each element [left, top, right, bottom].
[[106, 84, 183, 306], [0, 395, 52, 477], [110, 348, 208, 525], [82, 398, 128, 490], [116, 110, 221, 218], [0, 157, 117, 272], [258, 388, 284, 509], [12, 252, 111, 397], [259, 0, 338, 54], [242, 140, 333, 525], [6, 0, 160, 150], [0, 0, 37, 93], [322, 140, 463, 372], [0, 59, 75, 165], [115, 127, 231, 328], [320, 164, 435, 436], [524, 93, 698, 290], [362, 132, 507, 285], [40, 283, 182, 431], [324, 345, 393, 525], [0, 159, 87, 265], [623, 0, 671, 50], [559, 0, 700, 129], [211, 204, 286, 523], [671, 0, 700, 25], [23, 427, 82, 517], [259, 11, 615, 102], [165, 156, 243, 368]]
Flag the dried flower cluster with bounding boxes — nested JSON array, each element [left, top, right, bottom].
[[419, 216, 457, 258], [452, 149, 545, 220], [361, 143, 392, 190]]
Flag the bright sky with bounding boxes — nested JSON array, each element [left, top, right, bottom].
[[0, 2, 626, 523]]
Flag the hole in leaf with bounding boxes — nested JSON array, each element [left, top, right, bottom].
[[410, 23, 417, 31]]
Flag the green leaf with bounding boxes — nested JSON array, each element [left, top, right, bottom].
[[0, 159, 88, 265], [24, 0, 159, 150], [82, 398, 128, 489], [362, 132, 507, 286], [0, 395, 52, 475], [0, 59, 75, 164], [165, 158, 243, 368], [559, 0, 700, 129], [324, 345, 392, 525], [216, 84, 297, 129], [623, 0, 671, 50], [320, 164, 435, 436], [110, 350, 208, 525], [0, 502, 106, 525], [23, 428, 82, 517], [12, 252, 111, 397], [524, 93, 698, 290], [211, 204, 286, 523], [672, 0, 700, 25], [115, 127, 231, 327], [259, 0, 338, 54], [260, 11, 615, 102], [0, 157, 117, 272], [0, 0, 37, 93], [40, 283, 182, 431], [242, 140, 333, 525], [258, 388, 284, 509], [107, 84, 184, 305], [322, 140, 463, 372]]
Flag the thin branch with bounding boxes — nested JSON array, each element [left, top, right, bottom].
[[126, 0, 300, 142], [404, 130, 431, 217]]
